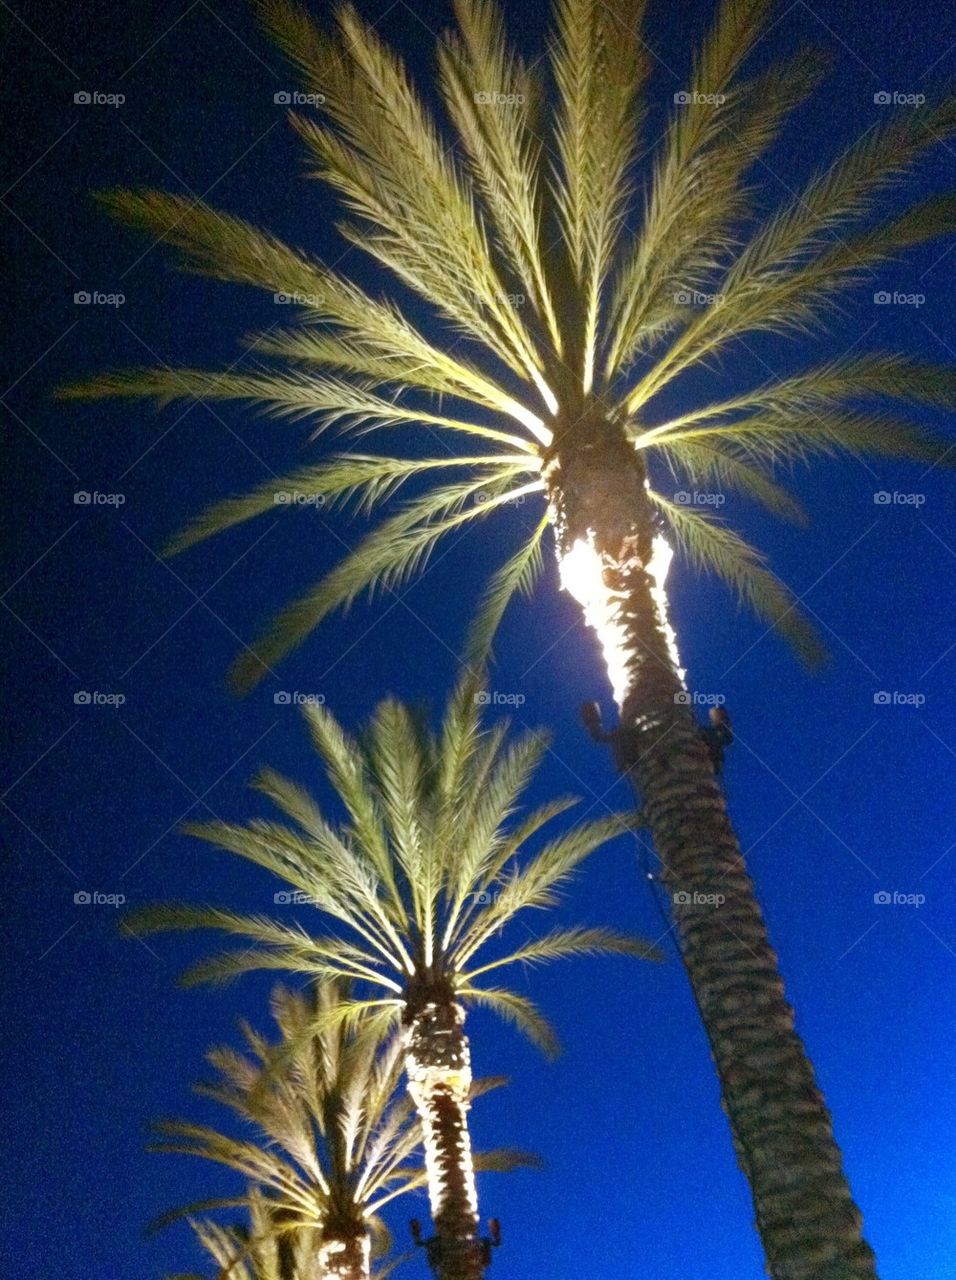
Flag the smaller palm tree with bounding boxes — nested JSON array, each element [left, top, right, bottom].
[[130, 674, 661, 1280], [155, 979, 532, 1280], [172, 1189, 316, 1280]]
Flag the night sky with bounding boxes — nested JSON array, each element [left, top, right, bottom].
[[3, 1, 956, 1277]]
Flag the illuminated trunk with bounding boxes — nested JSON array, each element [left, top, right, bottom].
[[545, 412, 877, 1280], [317, 1226, 370, 1280], [403, 987, 486, 1280]]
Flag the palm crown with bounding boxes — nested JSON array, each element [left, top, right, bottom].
[[153, 981, 428, 1255], [63, 0, 956, 686], [130, 676, 660, 1050], [177, 1190, 317, 1280]]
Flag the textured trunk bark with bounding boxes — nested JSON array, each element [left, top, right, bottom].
[[545, 414, 877, 1280], [403, 993, 486, 1280], [316, 1229, 370, 1280]]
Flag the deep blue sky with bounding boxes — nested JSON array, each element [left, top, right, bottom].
[[3, 1, 956, 1277]]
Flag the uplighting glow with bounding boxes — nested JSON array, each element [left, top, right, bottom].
[[558, 530, 685, 708]]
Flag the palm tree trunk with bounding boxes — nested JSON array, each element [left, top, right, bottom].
[[317, 1230, 370, 1280], [403, 992, 487, 1280], [545, 420, 877, 1280]]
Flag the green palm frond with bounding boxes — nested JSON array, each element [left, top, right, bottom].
[[605, 0, 784, 375], [457, 985, 560, 1058], [67, 0, 956, 676], [437, 0, 560, 353], [463, 925, 663, 979], [651, 439, 808, 524], [229, 472, 542, 692], [651, 490, 825, 665], [641, 352, 956, 436], [656, 408, 953, 469], [550, 0, 649, 390]]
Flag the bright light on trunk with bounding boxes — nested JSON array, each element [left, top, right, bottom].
[[558, 529, 685, 708]]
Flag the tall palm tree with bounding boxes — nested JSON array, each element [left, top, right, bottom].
[[129, 677, 660, 1280], [63, 1, 956, 1273], [154, 980, 531, 1280]]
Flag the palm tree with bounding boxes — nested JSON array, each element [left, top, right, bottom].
[[129, 677, 660, 1280], [153, 979, 532, 1280], [173, 1189, 317, 1280], [63, 1, 956, 1273]]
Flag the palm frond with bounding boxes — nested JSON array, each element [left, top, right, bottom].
[[229, 472, 543, 691], [550, 0, 649, 391], [651, 490, 825, 665], [457, 985, 560, 1057], [650, 439, 808, 523], [605, 0, 777, 376], [463, 924, 663, 979], [437, 0, 560, 352], [163, 453, 534, 557]]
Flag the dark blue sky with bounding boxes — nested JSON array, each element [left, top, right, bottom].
[[3, 1, 955, 1277]]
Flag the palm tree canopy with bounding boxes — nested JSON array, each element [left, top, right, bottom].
[[170, 1188, 318, 1280], [128, 674, 661, 1055], [153, 980, 534, 1256], [61, 0, 956, 682]]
